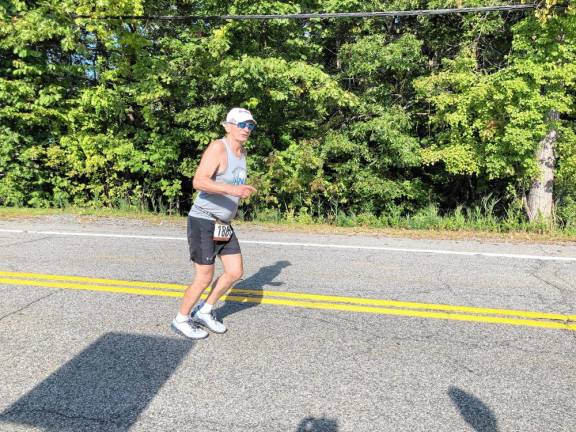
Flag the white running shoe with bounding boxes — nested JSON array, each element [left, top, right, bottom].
[[171, 318, 209, 339], [193, 310, 227, 334]]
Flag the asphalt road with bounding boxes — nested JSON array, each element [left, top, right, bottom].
[[0, 215, 575, 432]]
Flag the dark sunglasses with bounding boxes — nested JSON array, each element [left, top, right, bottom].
[[229, 121, 256, 131]]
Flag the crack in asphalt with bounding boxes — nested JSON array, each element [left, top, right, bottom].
[[293, 308, 575, 356], [445, 355, 482, 376], [150, 415, 269, 431], [286, 308, 392, 343], [527, 261, 574, 314], [0, 408, 129, 428], [0, 291, 58, 323], [0, 236, 53, 248]]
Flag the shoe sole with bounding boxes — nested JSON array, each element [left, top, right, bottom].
[[192, 317, 227, 334], [170, 323, 209, 340]]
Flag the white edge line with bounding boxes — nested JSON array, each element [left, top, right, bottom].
[[242, 240, 576, 262], [1, 228, 575, 262]]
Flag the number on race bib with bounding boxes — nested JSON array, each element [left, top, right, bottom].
[[213, 222, 233, 241]]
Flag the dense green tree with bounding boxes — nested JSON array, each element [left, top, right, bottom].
[[415, 4, 576, 222], [1, 0, 574, 227]]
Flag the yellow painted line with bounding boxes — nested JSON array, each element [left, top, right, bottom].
[[1, 270, 575, 322], [0, 270, 183, 290], [1, 276, 575, 332], [229, 289, 576, 322], [222, 294, 576, 331], [0, 277, 184, 298]]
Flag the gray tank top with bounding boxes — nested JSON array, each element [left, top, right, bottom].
[[189, 138, 247, 223]]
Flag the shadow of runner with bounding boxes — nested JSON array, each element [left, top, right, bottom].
[[217, 260, 291, 320], [296, 416, 339, 432], [0, 333, 193, 432], [448, 386, 499, 432]]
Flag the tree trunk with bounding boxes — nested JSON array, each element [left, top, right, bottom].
[[525, 110, 558, 222]]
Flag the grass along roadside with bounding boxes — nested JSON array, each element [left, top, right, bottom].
[[1, 206, 575, 244]]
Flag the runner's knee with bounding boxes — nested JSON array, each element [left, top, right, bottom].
[[193, 271, 214, 287], [225, 268, 243, 282]]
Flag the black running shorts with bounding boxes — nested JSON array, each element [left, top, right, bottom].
[[187, 216, 241, 265]]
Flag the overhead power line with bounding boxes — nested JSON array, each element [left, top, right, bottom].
[[71, 4, 541, 21]]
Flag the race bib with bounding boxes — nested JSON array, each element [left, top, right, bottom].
[[213, 222, 233, 241]]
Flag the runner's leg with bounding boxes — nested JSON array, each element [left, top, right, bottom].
[[205, 253, 244, 305], [179, 263, 214, 315], [192, 253, 242, 334]]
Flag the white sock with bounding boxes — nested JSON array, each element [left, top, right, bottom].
[[199, 303, 213, 314], [175, 312, 189, 323]]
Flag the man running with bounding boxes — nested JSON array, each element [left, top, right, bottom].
[[172, 108, 257, 339]]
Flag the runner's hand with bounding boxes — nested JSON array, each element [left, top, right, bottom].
[[232, 185, 257, 199]]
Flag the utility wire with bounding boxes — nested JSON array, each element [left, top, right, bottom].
[[71, 4, 541, 21]]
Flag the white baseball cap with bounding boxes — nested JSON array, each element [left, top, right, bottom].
[[225, 107, 256, 124]]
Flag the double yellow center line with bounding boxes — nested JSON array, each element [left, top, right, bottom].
[[1, 270, 575, 331]]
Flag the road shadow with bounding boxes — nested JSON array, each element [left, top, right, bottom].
[[0, 332, 193, 432], [448, 386, 498, 432], [296, 416, 338, 432], [217, 260, 291, 319]]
